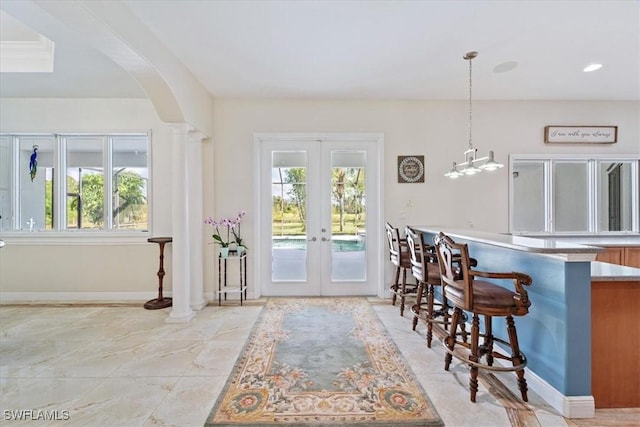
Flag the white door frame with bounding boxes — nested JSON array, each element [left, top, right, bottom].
[[252, 132, 385, 298]]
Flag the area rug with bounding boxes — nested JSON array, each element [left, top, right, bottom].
[[204, 297, 444, 426]]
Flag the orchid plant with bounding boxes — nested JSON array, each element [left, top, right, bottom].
[[204, 217, 231, 247], [204, 210, 248, 249], [231, 210, 248, 249]]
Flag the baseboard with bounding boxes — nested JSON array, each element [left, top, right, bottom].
[[491, 342, 595, 418], [0, 291, 171, 303], [525, 366, 594, 418], [563, 396, 595, 419]]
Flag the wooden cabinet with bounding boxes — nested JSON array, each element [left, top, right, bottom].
[[595, 246, 640, 268], [591, 244, 640, 408], [592, 280, 640, 408], [624, 247, 640, 268], [595, 247, 624, 264]]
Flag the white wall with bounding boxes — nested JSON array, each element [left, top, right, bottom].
[[212, 99, 638, 229], [210, 99, 639, 295], [0, 98, 175, 299], [1, 97, 638, 299]]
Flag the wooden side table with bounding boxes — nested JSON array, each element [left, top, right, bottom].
[[145, 237, 173, 309]]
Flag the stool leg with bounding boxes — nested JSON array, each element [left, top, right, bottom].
[[412, 282, 423, 331], [484, 315, 494, 366], [441, 294, 450, 332], [426, 284, 435, 348], [459, 312, 468, 344], [444, 307, 461, 371], [469, 313, 480, 402], [506, 315, 528, 401], [399, 267, 407, 316], [391, 265, 400, 306]]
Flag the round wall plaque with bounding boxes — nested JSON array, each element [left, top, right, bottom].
[[398, 155, 425, 183]]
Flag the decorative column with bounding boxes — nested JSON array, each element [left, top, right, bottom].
[[187, 130, 207, 310], [166, 123, 195, 323]]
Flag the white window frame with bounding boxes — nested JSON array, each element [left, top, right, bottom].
[[0, 132, 152, 243], [509, 154, 639, 235]]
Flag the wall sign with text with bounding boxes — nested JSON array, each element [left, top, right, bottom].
[[544, 126, 618, 144], [397, 155, 425, 183]]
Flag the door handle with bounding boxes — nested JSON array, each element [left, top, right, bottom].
[[308, 237, 317, 242], [321, 237, 329, 242]]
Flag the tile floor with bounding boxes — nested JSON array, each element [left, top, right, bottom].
[[0, 299, 637, 426]]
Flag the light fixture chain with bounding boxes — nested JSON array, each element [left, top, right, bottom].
[[468, 54, 473, 150], [444, 51, 504, 178]]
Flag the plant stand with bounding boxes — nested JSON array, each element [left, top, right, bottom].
[[144, 237, 173, 309], [218, 251, 247, 306]]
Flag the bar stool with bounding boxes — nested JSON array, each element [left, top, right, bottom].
[[385, 222, 417, 316], [144, 237, 173, 310], [405, 226, 448, 347], [434, 232, 532, 402]]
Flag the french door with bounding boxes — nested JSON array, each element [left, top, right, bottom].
[[256, 133, 382, 296]]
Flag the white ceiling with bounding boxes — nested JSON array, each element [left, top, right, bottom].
[[1, 0, 639, 101]]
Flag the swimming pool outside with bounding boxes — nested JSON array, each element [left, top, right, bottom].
[[272, 236, 365, 252]]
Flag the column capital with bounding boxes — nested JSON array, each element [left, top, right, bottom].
[[167, 122, 208, 144], [187, 131, 208, 144], [166, 121, 195, 136]]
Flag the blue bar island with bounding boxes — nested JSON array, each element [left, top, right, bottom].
[[412, 227, 605, 418]]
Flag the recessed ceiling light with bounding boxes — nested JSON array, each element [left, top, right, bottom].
[[493, 61, 518, 73], [583, 63, 603, 72]]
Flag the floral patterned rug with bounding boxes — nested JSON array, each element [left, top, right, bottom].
[[204, 297, 443, 426]]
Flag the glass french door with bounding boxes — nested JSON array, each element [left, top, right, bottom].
[[258, 135, 380, 296]]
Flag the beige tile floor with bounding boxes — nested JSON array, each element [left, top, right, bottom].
[[0, 299, 637, 427]]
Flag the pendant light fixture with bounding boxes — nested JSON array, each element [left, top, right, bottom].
[[445, 51, 503, 179]]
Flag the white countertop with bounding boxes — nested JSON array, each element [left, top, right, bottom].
[[591, 261, 640, 281], [411, 226, 602, 262], [535, 236, 640, 247]]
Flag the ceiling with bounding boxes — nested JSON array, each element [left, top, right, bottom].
[[1, 0, 639, 101]]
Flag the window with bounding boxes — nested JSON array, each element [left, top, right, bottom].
[[510, 155, 639, 234], [553, 161, 589, 232], [511, 161, 545, 233], [0, 133, 150, 232]]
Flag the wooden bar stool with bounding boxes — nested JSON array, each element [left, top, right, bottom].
[[385, 222, 417, 316], [405, 226, 449, 347], [434, 232, 532, 402], [144, 237, 173, 310]]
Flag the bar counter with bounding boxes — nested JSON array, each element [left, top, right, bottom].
[[414, 228, 604, 259], [410, 226, 638, 418], [532, 235, 640, 247], [590, 261, 640, 409]]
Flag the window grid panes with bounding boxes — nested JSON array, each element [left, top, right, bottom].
[[552, 161, 589, 232], [330, 150, 366, 281], [512, 162, 546, 233], [597, 161, 635, 232], [112, 136, 149, 231], [0, 133, 150, 233], [511, 156, 639, 234], [0, 136, 12, 231], [66, 136, 105, 230], [19, 136, 55, 231], [271, 151, 308, 282]]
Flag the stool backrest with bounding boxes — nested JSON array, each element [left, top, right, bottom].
[[385, 222, 403, 267], [434, 232, 474, 310], [405, 227, 425, 283]]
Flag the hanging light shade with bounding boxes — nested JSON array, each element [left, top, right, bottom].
[[444, 162, 463, 178], [445, 51, 503, 178], [479, 150, 504, 171]]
